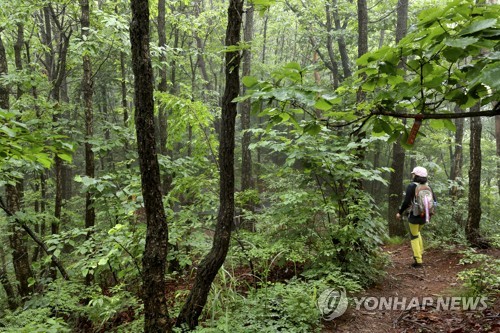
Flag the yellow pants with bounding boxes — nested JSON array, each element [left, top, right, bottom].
[[409, 223, 424, 264]]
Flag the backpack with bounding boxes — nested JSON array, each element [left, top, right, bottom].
[[412, 183, 435, 222]]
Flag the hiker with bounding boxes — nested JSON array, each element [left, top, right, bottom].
[[396, 166, 436, 268]]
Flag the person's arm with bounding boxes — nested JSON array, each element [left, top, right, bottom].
[[398, 183, 415, 214]]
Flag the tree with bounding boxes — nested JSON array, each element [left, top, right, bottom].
[[496, 109, 500, 196], [0, 30, 35, 301], [387, 0, 409, 237], [130, 0, 171, 330], [80, 0, 95, 232], [175, 0, 244, 329], [450, 106, 465, 225], [240, 0, 255, 230], [465, 110, 483, 246]]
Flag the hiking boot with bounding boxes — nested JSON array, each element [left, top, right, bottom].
[[411, 262, 423, 268]]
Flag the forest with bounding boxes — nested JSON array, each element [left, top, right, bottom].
[[0, 0, 499, 332]]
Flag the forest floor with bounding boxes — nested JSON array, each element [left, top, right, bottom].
[[322, 243, 499, 333]]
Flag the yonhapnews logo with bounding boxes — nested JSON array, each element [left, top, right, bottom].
[[316, 287, 348, 320], [317, 288, 489, 321]]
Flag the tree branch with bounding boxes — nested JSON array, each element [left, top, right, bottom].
[[371, 106, 500, 119], [0, 197, 70, 280]]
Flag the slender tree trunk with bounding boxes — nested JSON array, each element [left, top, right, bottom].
[[352, 0, 368, 195], [81, 0, 95, 286], [466, 110, 482, 246], [120, 51, 129, 125], [495, 110, 500, 196], [240, 0, 254, 230], [1, 30, 35, 300], [157, 0, 179, 274], [175, 0, 244, 329], [130, 0, 171, 330], [387, 0, 409, 237], [194, 0, 213, 95], [42, 6, 72, 279], [324, 3, 341, 89], [81, 0, 95, 232], [450, 106, 465, 224], [0, 246, 18, 310], [332, 0, 351, 79], [157, 0, 173, 195]]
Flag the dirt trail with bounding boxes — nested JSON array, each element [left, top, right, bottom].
[[322, 244, 499, 333]]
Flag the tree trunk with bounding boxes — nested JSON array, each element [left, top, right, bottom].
[[80, 0, 95, 286], [120, 51, 129, 125], [324, 3, 341, 90], [1, 31, 35, 300], [240, 0, 254, 230], [175, 0, 243, 329], [194, 0, 213, 95], [157, 0, 173, 195], [466, 110, 482, 246], [495, 109, 500, 196], [81, 0, 95, 232], [387, 0, 408, 237], [450, 106, 465, 224], [332, 0, 351, 79], [42, 6, 72, 280], [0, 246, 18, 310], [130, 0, 171, 330]]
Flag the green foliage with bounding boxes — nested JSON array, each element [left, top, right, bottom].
[[195, 278, 331, 333], [1, 280, 83, 332], [85, 284, 141, 331], [356, 0, 499, 113], [155, 92, 218, 157], [458, 249, 500, 297], [0, 109, 75, 185], [0, 308, 71, 333]]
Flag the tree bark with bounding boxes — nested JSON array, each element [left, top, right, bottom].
[[80, 0, 95, 286], [157, 0, 173, 195], [387, 0, 408, 237], [41, 7, 72, 280], [450, 105, 465, 224], [80, 0, 95, 232], [332, 0, 351, 79], [466, 109, 482, 246], [130, 0, 171, 330], [240, 0, 254, 228], [175, 0, 243, 329], [1, 30, 35, 300], [495, 109, 500, 196], [0, 246, 18, 310]]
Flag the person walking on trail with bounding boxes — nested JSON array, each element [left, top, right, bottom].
[[396, 166, 437, 268]]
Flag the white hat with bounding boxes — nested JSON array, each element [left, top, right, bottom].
[[411, 166, 428, 177]]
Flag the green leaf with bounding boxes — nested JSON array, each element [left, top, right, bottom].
[[0, 125, 16, 137], [444, 37, 479, 48], [443, 47, 465, 62], [478, 63, 500, 90], [459, 19, 497, 36], [361, 80, 376, 92], [443, 119, 456, 132], [387, 130, 401, 144], [35, 154, 52, 168], [303, 123, 322, 136], [314, 98, 333, 111], [58, 153, 72, 162], [283, 62, 301, 71], [429, 119, 445, 130], [242, 76, 258, 88]]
